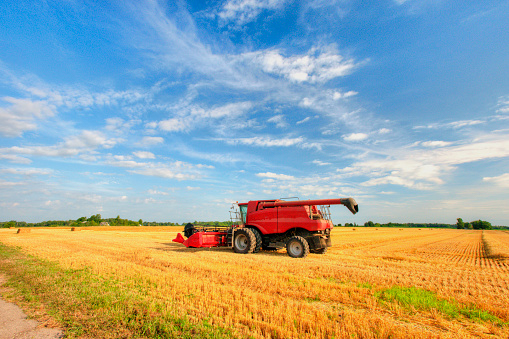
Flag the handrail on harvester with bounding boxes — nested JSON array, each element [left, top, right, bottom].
[[259, 198, 359, 215]]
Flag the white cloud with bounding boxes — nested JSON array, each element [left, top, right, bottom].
[[421, 141, 452, 147], [0, 131, 121, 159], [414, 119, 485, 130], [333, 90, 357, 100], [267, 114, 288, 128], [147, 189, 169, 195], [300, 98, 314, 107], [133, 151, 155, 159], [0, 154, 31, 164], [245, 46, 358, 84], [256, 172, 295, 180], [496, 96, 509, 113], [218, 0, 287, 25], [296, 117, 311, 125], [312, 160, 331, 166], [157, 101, 253, 133], [341, 133, 509, 190], [105, 117, 139, 132], [378, 128, 391, 134], [130, 167, 197, 180], [0, 97, 55, 137], [342, 133, 368, 141], [159, 118, 189, 132], [483, 173, 509, 188], [0, 168, 53, 176], [0, 179, 25, 188], [225, 136, 304, 147], [137, 136, 164, 147], [106, 158, 210, 181]]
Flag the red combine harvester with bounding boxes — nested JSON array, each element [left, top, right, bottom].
[[173, 197, 358, 258]]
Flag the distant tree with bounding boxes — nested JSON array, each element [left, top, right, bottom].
[[471, 220, 492, 230], [465, 222, 473, 229], [364, 221, 375, 227], [4, 221, 16, 228], [456, 218, 465, 229], [88, 214, 102, 224], [138, 219, 143, 225]]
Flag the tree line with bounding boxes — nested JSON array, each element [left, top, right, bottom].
[[0, 215, 227, 228], [337, 219, 507, 229], [2, 216, 506, 229], [455, 218, 494, 230]]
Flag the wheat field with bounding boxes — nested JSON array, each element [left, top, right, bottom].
[[1, 227, 508, 338]]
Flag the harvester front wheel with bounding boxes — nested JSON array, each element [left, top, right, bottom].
[[286, 236, 310, 258], [249, 228, 263, 253], [233, 228, 256, 254]]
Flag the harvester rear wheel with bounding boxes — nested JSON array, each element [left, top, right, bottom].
[[286, 236, 310, 258], [233, 228, 256, 254], [249, 228, 262, 253]]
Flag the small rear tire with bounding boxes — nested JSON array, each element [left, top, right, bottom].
[[286, 236, 310, 258], [233, 228, 256, 254]]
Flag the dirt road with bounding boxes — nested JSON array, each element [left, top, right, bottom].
[[0, 276, 64, 339]]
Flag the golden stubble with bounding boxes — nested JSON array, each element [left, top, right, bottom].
[[1, 227, 508, 338]]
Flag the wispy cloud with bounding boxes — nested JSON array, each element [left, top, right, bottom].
[[342, 133, 368, 142], [0, 168, 53, 176], [312, 160, 331, 166], [256, 172, 295, 180], [420, 141, 452, 147], [0, 97, 55, 137], [218, 0, 287, 25], [223, 136, 304, 147], [340, 132, 509, 190], [106, 157, 213, 181], [133, 151, 156, 159], [242, 46, 358, 84], [155, 101, 253, 133], [414, 119, 485, 130], [1, 131, 121, 161], [483, 173, 509, 188], [136, 136, 164, 147], [267, 114, 288, 128], [497, 95, 509, 113]]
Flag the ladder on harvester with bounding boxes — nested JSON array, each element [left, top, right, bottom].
[[227, 203, 242, 247]]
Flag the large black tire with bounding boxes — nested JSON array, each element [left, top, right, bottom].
[[286, 236, 310, 258], [249, 228, 262, 253], [311, 247, 327, 254], [184, 223, 196, 238], [233, 228, 256, 254]]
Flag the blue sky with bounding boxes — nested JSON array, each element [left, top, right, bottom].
[[1, 0, 508, 225]]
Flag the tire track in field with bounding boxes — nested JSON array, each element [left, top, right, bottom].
[[409, 231, 503, 270]]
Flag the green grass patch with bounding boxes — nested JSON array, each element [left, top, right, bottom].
[[356, 282, 373, 289], [376, 286, 505, 325], [0, 243, 233, 338]]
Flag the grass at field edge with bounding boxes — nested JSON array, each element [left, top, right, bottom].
[[375, 286, 506, 325], [0, 242, 234, 338]]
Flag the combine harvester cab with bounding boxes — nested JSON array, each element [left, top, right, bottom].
[[173, 197, 358, 258]]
